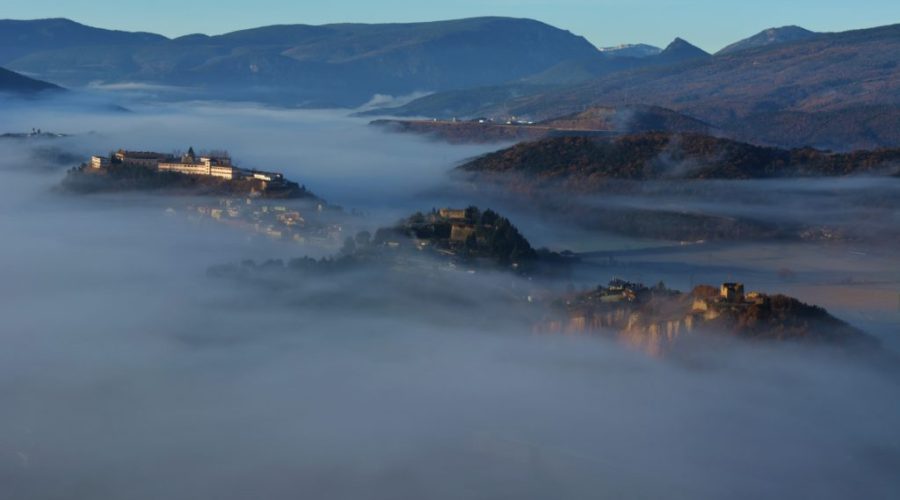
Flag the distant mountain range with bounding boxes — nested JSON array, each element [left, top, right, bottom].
[[0, 17, 816, 109], [520, 35, 710, 87], [2, 17, 898, 149], [378, 24, 900, 149], [0, 66, 62, 95], [382, 24, 898, 122], [0, 17, 604, 107]]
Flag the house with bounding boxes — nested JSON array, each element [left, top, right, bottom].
[[720, 283, 745, 302], [252, 171, 283, 182], [746, 292, 767, 305], [277, 211, 304, 226], [607, 278, 644, 293], [439, 208, 468, 221]]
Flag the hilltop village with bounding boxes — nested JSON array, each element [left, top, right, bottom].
[[211, 206, 575, 282], [64, 147, 316, 199], [346, 207, 573, 274], [540, 279, 876, 356], [207, 205, 875, 356], [1, 128, 68, 140], [180, 197, 344, 246]]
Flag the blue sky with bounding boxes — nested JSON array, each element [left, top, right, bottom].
[[5, 0, 899, 51]]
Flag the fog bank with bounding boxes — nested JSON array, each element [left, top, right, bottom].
[[1, 99, 899, 500]]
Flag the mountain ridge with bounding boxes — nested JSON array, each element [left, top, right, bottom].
[[657, 37, 710, 63], [374, 23, 900, 148], [0, 17, 603, 107], [717, 25, 819, 55]]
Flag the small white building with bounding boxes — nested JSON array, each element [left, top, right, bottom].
[[90, 155, 110, 169], [251, 171, 283, 182]]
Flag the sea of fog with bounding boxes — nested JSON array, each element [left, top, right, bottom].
[[1, 95, 899, 500]]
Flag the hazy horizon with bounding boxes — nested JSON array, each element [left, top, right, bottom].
[[4, 0, 900, 52]]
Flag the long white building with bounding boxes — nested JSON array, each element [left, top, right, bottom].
[[103, 147, 285, 183], [159, 156, 237, 180]]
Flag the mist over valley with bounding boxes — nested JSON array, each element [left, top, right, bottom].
[[2, 8, 900, 499]]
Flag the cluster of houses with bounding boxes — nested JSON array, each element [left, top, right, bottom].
[[437, 116, 536, 126], [579, 280, 767, 312], [595, 279, 651, 302], [691, 282, 768, 320], [91, 147, 285, 183], [181, 197, 339, 244], [546, 280, 773, 350], [1, 128, 68, 140]]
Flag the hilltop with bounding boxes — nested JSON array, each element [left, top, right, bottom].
[[61, 148, 319, 200], [0, 18, 166, 63], [717, 26, 818, 55], [337, 206, 573, 275], [0, 67, 62, 95], [212, 206, 574, 281], [370, 207, 540, 267], [518, 35, 709, 87], [538, 105, 710, 132], [655, 38, 710, 65], [598, 44, 661, 58], [458, 133, 900, 188], [453, 133, 900, 242], [540, 280, 877, 356]]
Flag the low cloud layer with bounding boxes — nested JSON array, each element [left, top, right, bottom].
[[1, 96, 899, 499]]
